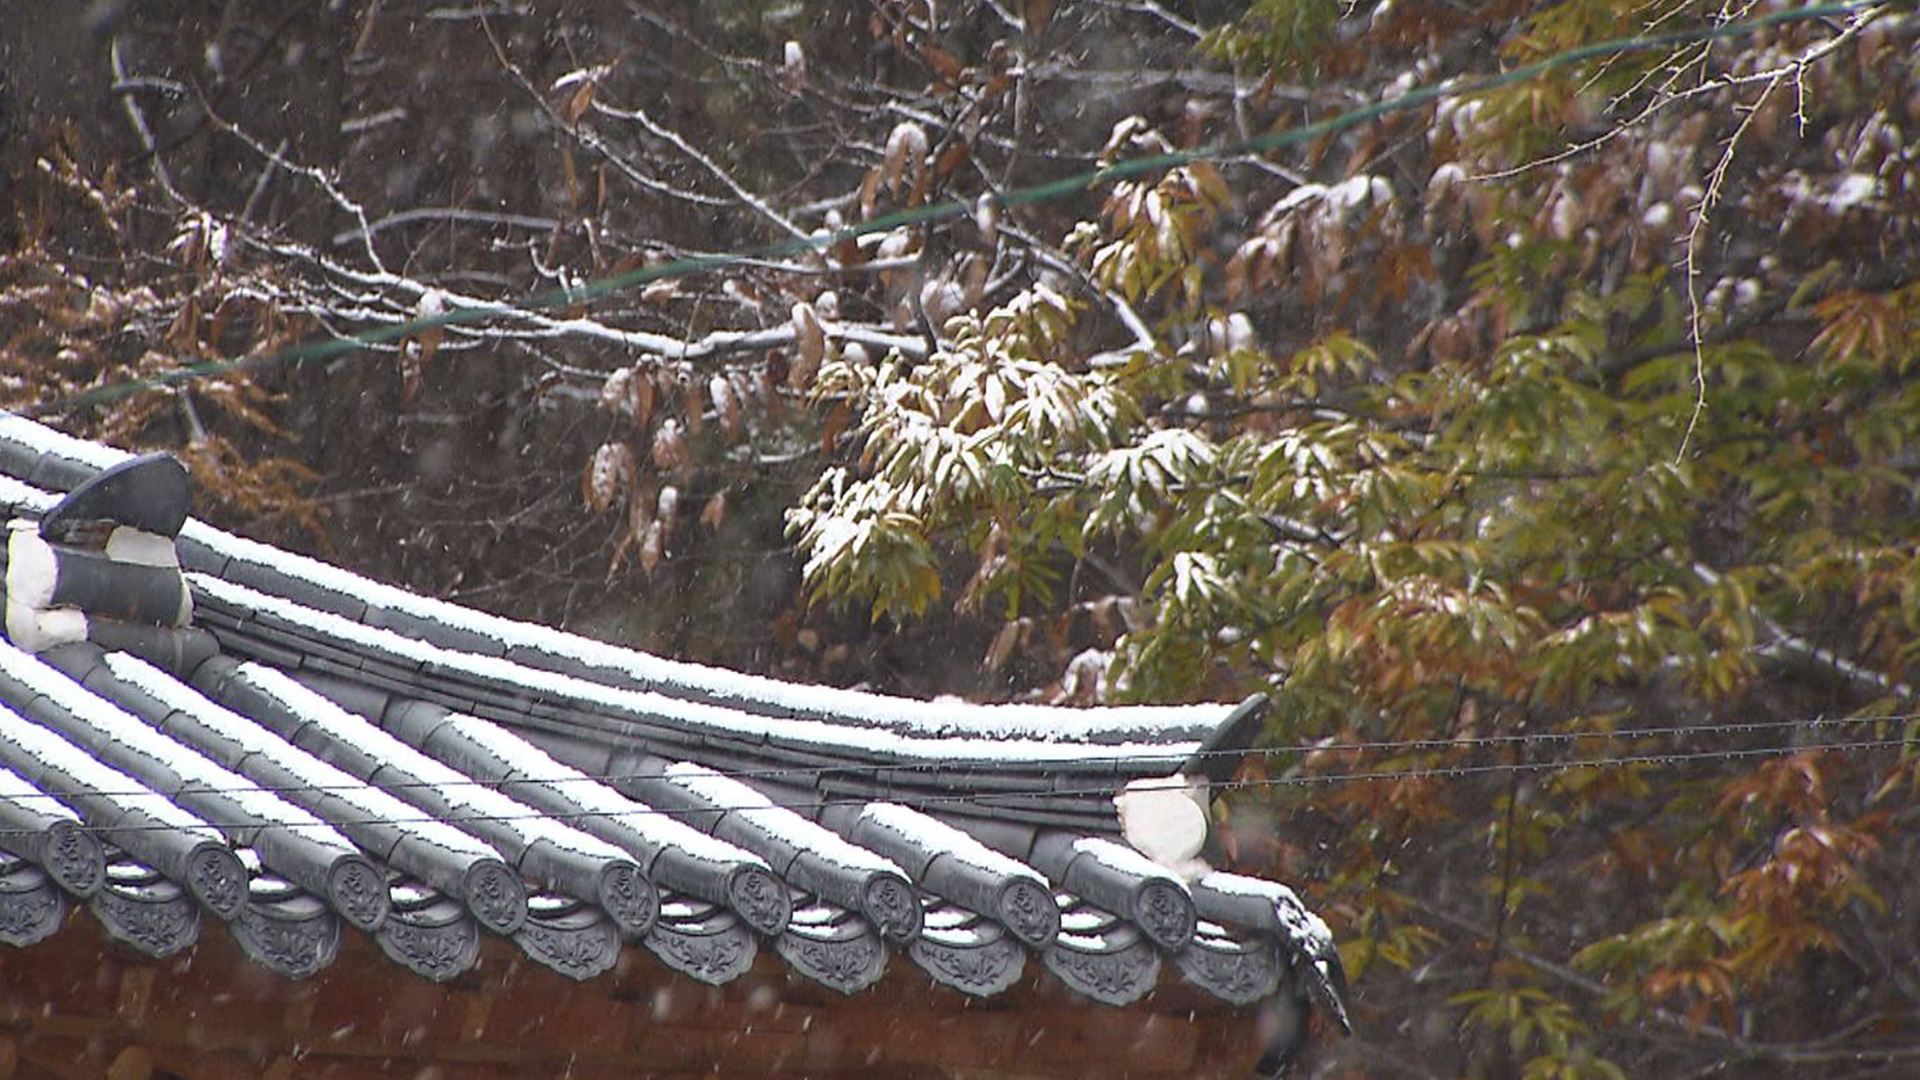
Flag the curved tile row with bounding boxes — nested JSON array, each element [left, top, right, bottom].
[[183, 571, 1202, 835], [380, 696, 793, 936], [0, 642, 387, 930], [0, 413, 1335, 1023], [0, 632, 1292, 1002], [0, 693, 243, 920], [234, 596, 1216, 963], [199, 659, 658, 939], [65, 644, 529, 935]]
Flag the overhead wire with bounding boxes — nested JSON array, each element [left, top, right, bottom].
[[20, 1, 1882, 418], [1, 709, 1915, 803], [1, 713, 1912, 838], [2, 736, 1911, 840], [2, 456, 1908, 807]]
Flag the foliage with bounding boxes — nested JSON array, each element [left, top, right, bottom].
[[784, 2, 1920, 1077], [5, 2, 1920, 1077], [0, 139, 325, 539]]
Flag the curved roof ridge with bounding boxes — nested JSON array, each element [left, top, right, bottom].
[[0, 413, 1238, 747]]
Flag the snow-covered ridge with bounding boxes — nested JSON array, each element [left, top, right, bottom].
[[0, 414, 1229, 747], [190, 572, 1199, 770]]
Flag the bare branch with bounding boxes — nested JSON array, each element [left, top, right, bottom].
[[476, 15, 731, 211], [593, 100, 811, 241], [1676, 4, 1887, 459], [250, 234, 926, 366], [330, 208, 561, 248]]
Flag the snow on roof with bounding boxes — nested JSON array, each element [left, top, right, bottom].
[[0, 413, 1335, 1013], [856, 802, 1046, 884], [447, 711, 769, 870], [0, 646, 352, 847], [0, 414, 1228, 748], [189, 573, 1199, 768], [0, 761, 80, 821], [103, 651, 502, 862], [0, 474, 57, 513], [234, 663, 632, 863], [663, 761, 904, 879], [1197, 870, 1335, 956], [1072, 836, 1190, 891], [190, 514, 1223, 742], [0, 700, 223, 843]]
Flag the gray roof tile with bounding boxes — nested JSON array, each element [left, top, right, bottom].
[[0, 854, 70, 948], [0, 411, 1345, 1024]]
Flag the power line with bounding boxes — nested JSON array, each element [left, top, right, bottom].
[[21, 1, 1882, 418], [3, 731, 1910, 841], [5, 711, 1915, 805], [1245, 737, 1910, 788]]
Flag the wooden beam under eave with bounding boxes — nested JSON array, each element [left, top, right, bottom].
[[0, 910, 1268, 1080], [104, 1045, 152, 1080], [16, 1046, 92, 1080]]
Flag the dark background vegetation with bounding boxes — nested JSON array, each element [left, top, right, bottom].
[[4, 2, 1918, 1077]]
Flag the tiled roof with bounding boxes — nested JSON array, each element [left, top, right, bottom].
[[0, 413, 1343, 1052]]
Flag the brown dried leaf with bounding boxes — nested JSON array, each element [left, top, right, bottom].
[[934, 138, 971, 183], [633, 366, 657, 431], [1224, 245, 1250, 303], [1088, 596, 1119, 642], [973, 194, 999, 248], [397, 289, 448, 407], [820, 403, 851, 456], [859, 166, 885, 221], [681, 380, 704, 435], [700, 490, 727, 531], [641, 279, 677, 307], [583, 441, 637, 513], [1188, 160, 1230, 210], [1022, 0, 1056, 36], [565, 80, 596, 126], [638, 518, 665, 576], [919, 43, 965, 84], [709, 374, 739, 438], [599, 367, 634, 413], [883, 122, 928, 199], [411, 291, 446, 372], [906, 157, 934, 208], [765, 351, 791, 395], [651, 418, 690, 472], [790, 301, 826, 388]]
